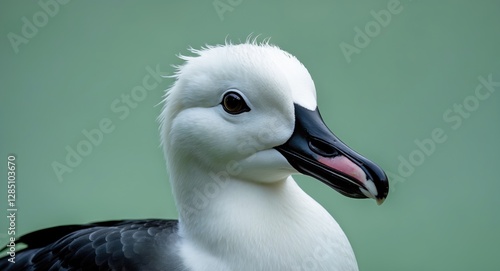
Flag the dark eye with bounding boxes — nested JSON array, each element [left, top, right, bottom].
[[221, 91, 250, 114]]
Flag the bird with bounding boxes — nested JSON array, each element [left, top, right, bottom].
[[0, 41, 389, 271]]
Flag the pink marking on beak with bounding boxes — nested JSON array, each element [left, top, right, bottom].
[[317, 156, 367, 184]]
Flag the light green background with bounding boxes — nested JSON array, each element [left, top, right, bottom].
[[1, 1, 499, 270]]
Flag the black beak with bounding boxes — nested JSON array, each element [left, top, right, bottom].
[[275, 104, 389, 204]]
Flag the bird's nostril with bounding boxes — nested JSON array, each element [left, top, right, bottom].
[[308, 137, 339, 157]]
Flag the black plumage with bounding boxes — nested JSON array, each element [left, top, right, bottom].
[[0, 219, 185, 271]]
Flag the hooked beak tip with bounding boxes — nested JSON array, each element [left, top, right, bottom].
[[376, 197, 386, 205], [359, 179, 388, 205]]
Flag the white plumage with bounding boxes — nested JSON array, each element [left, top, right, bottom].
[[158, 41, 388, 271]]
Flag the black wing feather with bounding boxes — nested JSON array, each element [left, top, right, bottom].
[[0, 219, 183, 271]]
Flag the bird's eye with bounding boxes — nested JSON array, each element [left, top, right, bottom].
[[221, 91, 250, 114]]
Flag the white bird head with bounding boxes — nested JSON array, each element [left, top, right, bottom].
[[159, 42, 388, 205]]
